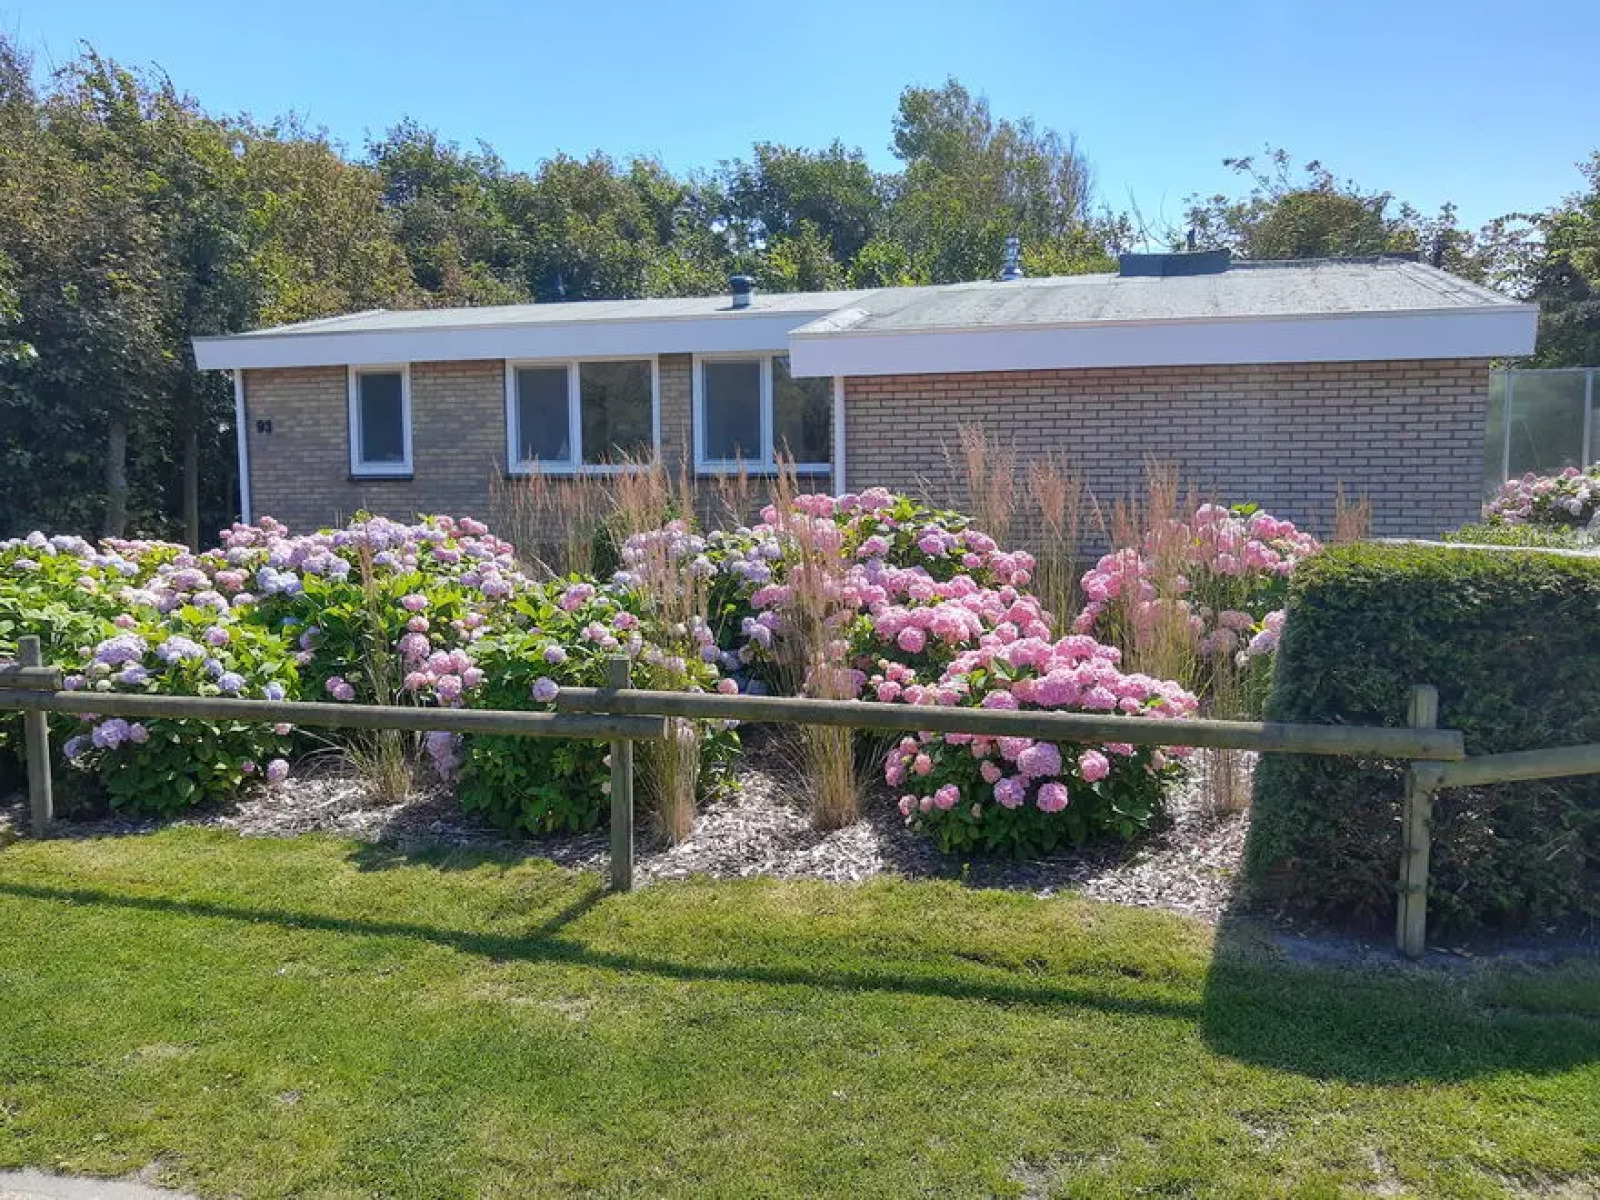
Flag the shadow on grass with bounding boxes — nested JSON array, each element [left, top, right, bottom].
[[1199, 906, 1600, 1084], [4, 875, 1595, 1086], [344, 839, 582, 875], [0, 879, 1196, 1022]]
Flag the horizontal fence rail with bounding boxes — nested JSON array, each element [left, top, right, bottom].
[[554, 687, 1468, 761], [0, 638, 662, 893], [1431, 743, 1600, 790], [0, 687, 667, 743], [11, 636, 1599, 962]]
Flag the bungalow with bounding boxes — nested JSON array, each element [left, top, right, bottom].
[[192, 251, 1538, 539]]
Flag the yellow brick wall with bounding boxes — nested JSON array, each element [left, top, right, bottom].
[[843, 359, 1492, 539], [244, 355, 1487, 540], [244, 361, 504, 531]]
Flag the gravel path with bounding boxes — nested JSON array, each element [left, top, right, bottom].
[[0, 1169, 194, 1200], [1, 737, 1254, 923]]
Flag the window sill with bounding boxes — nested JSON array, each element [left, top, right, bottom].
[[695, 465, 833, 479], [349, 471, 413, 482], [503, 463, 657, 480]]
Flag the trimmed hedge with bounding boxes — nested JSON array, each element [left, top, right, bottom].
[[1248, 542, 1600, 932], [1440, 522, 1596, 550]]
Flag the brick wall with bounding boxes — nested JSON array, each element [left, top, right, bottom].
[[246, 355, 1481, 540], [244, 353, 831, 533], [244, 361, 505, 531], [844, 359, 1492, 540]]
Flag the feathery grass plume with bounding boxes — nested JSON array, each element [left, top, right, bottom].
[[1027, 453, 1086, 627], [707, 456, 755, 531], [488, 466, 611, 579], [937, 421, 1019, 547], [770, 457, 860, 830], [1096, 461, 1205, 693], [346, 535, 414, 803], [1332, 484, 1373, 544], [612, 456, 705, 842]]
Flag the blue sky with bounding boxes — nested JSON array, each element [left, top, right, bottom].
[[7, 0, 1597, 231]]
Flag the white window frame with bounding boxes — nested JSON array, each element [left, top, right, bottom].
[[347, 364, 413, 477], [504, 356, 660, 475], [693, 352, 831, 475]]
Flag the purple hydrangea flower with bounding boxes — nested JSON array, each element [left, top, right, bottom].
[[91, 718, 132, 750], [93, 634, 148, 667], [155, 636, 205, 665]]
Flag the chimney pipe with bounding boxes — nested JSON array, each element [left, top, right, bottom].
[[1000, 235, 1023, 281], [729, 275, 755, 309]]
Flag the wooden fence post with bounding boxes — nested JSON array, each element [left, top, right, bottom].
[[1396, 684, 1440, 960], [606, 655, 634, 893], [18, 636, 53, 836]]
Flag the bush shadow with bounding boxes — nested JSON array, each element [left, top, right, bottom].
[[1199, 892, 1600, 1085], [0, 878, 1197, 1022]]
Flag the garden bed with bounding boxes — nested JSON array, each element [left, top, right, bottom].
[[0, 737, 1253, 922]]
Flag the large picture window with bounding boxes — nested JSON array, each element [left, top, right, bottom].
[[348, 366, 412, 476], [506, 358, 657, 472], [695, 354, 831, 472]]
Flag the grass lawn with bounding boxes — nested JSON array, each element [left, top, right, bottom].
[[0, 829, 1595, 1198]]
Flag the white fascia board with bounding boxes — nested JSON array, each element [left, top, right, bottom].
[[193, 312, 821, 371], [785, 305, 1541, 378]]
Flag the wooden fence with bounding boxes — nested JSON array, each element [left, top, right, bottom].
[[4, 635, 1597, 960]]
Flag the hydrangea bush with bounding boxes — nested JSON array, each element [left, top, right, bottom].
[[5, 487, 1219, 858], [886, 634, 1197, 853], [455, 578, 736, 835], [617, 487, 1203, 854], [1073, 503, 1321, 707], [0, 514, 732, 822], [1486, 465, 1600, 534]]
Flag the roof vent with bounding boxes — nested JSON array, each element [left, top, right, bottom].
[[1118, 249, 1232, 278], [999, 235, 1024, 281], [729, 274, 755, 309]]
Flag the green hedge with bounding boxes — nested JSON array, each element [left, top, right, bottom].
[[1440, 522, 1596, 550], [1248, 542, 1600, 932]]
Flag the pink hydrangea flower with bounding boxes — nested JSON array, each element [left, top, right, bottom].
[[1077, 750, 1111, 783], [1036, 782, 1070, 813]]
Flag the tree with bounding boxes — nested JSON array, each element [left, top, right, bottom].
[[1182, 149, 1411, 260], [885, 79, 1107, 283], [0, 44, 180, 537], [368, 119, 526, 304], [238, 121, 419, 324], [721, 141, 884, 268], [1515, 154, 1600, 366]]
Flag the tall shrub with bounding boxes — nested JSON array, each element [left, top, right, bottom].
[[1248, 542, 1600, 932]]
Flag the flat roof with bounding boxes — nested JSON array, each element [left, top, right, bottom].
[[194, 259, 1537, 374], [221, 288, 878, 340], [791, 259, 1520, 338]]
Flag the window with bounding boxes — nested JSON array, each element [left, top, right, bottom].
[[505, 359, 657, 473], [695, 354, 831, 472], [348, 366, 411, 476]]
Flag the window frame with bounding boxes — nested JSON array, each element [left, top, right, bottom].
[[692, 352, 831, 475], [347, 364, 413, 478], [503, 356, 661, 476]]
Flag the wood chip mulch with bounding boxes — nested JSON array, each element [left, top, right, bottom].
[[0, 737, 1255, 923]]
